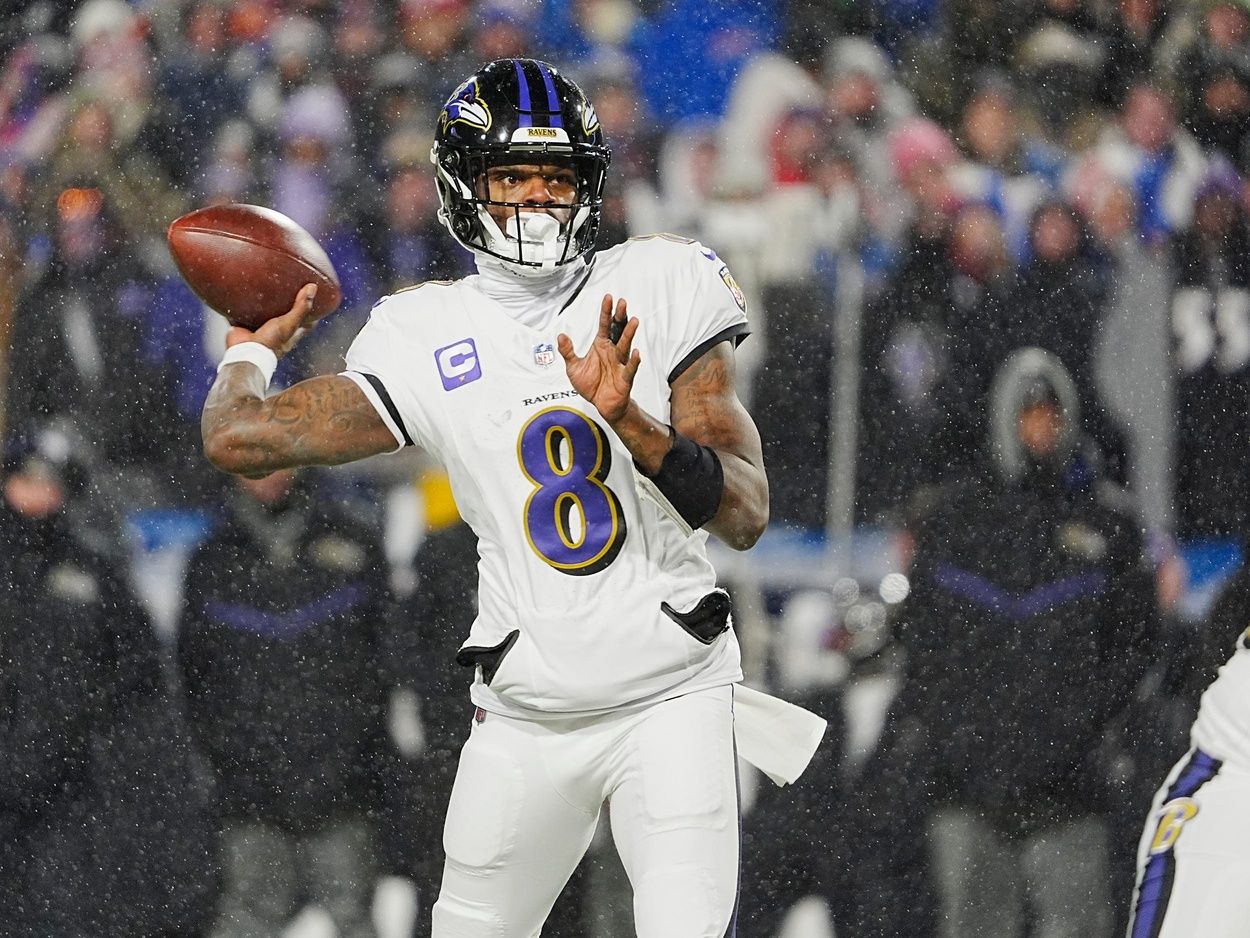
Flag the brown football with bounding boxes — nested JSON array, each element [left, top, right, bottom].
[[167, 203, 342, 330]]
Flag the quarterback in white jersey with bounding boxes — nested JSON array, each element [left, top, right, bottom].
[[343, 232, 749, 716], [1127, 628, 1250, 937], [200, 58, 823, 937]]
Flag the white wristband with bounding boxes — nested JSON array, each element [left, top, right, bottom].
[[217, 342, 278, 386]]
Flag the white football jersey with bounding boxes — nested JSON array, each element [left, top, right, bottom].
[[343, 235, 751, 716], [1191, 633, 1250, 765]]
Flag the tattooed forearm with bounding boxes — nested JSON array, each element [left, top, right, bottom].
[[608, 343, 749, 474], [671, 351, 740, 449], [670, 342, 769, 548], [202, 367, 396, 475]]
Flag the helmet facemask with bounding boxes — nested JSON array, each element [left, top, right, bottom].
[[433, 143, 608, 275]]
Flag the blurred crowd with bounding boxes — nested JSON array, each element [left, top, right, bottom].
[[3, 0, 1250, 936]]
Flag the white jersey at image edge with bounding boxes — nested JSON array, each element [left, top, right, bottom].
[[1192, 637, 1250, 766], [343, 235, 752, 716]]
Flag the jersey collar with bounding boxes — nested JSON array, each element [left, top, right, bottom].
[[470, 254, 590, 331]]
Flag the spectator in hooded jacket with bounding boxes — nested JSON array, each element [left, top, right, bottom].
[[827, 35, 917, 252], [178, 468, 394, 938], [891, 347, 1158, 938], [979, 199, 1129, 482], [264, 78, 379, 374], [0, 431, 218, 937], [5, 178, 197, 517]]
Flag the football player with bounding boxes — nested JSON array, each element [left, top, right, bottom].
[[1126, 628, 1250, 937], [201, 59, 821, 937]]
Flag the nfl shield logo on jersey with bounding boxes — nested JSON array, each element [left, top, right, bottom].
[[533, 342, 556, 366]]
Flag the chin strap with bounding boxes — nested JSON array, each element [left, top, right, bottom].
[[510, 212, 568, 267]]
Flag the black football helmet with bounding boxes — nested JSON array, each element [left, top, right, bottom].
[[431, 59, 611, 273]]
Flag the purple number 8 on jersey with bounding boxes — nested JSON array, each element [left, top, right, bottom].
[[518, 407, 627, 575]]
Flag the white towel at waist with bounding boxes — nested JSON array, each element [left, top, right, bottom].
[[733, 684, 828, 786]]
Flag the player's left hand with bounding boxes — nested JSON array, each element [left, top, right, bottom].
[[558, 294, 641, 425]]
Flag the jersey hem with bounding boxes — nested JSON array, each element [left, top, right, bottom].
[[468, 667, 745, 721]]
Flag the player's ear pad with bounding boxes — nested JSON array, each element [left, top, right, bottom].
[[660, 591, 731, 645]]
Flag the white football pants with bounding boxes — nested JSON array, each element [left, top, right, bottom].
[[431, 684, 740, 938]]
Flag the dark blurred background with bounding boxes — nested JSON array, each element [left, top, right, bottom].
[[1, 1, 1247, 936]]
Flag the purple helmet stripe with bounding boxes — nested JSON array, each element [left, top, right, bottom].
[[536, 62, 564, 128], [512, 58, 532, 127]]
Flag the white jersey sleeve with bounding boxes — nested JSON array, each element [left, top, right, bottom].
[[659, 240, 751, 383], [341, 294, 426, 452]]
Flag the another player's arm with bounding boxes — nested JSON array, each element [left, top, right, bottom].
[[201, 285, 397, 477], [558, 295, 769, 550]]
